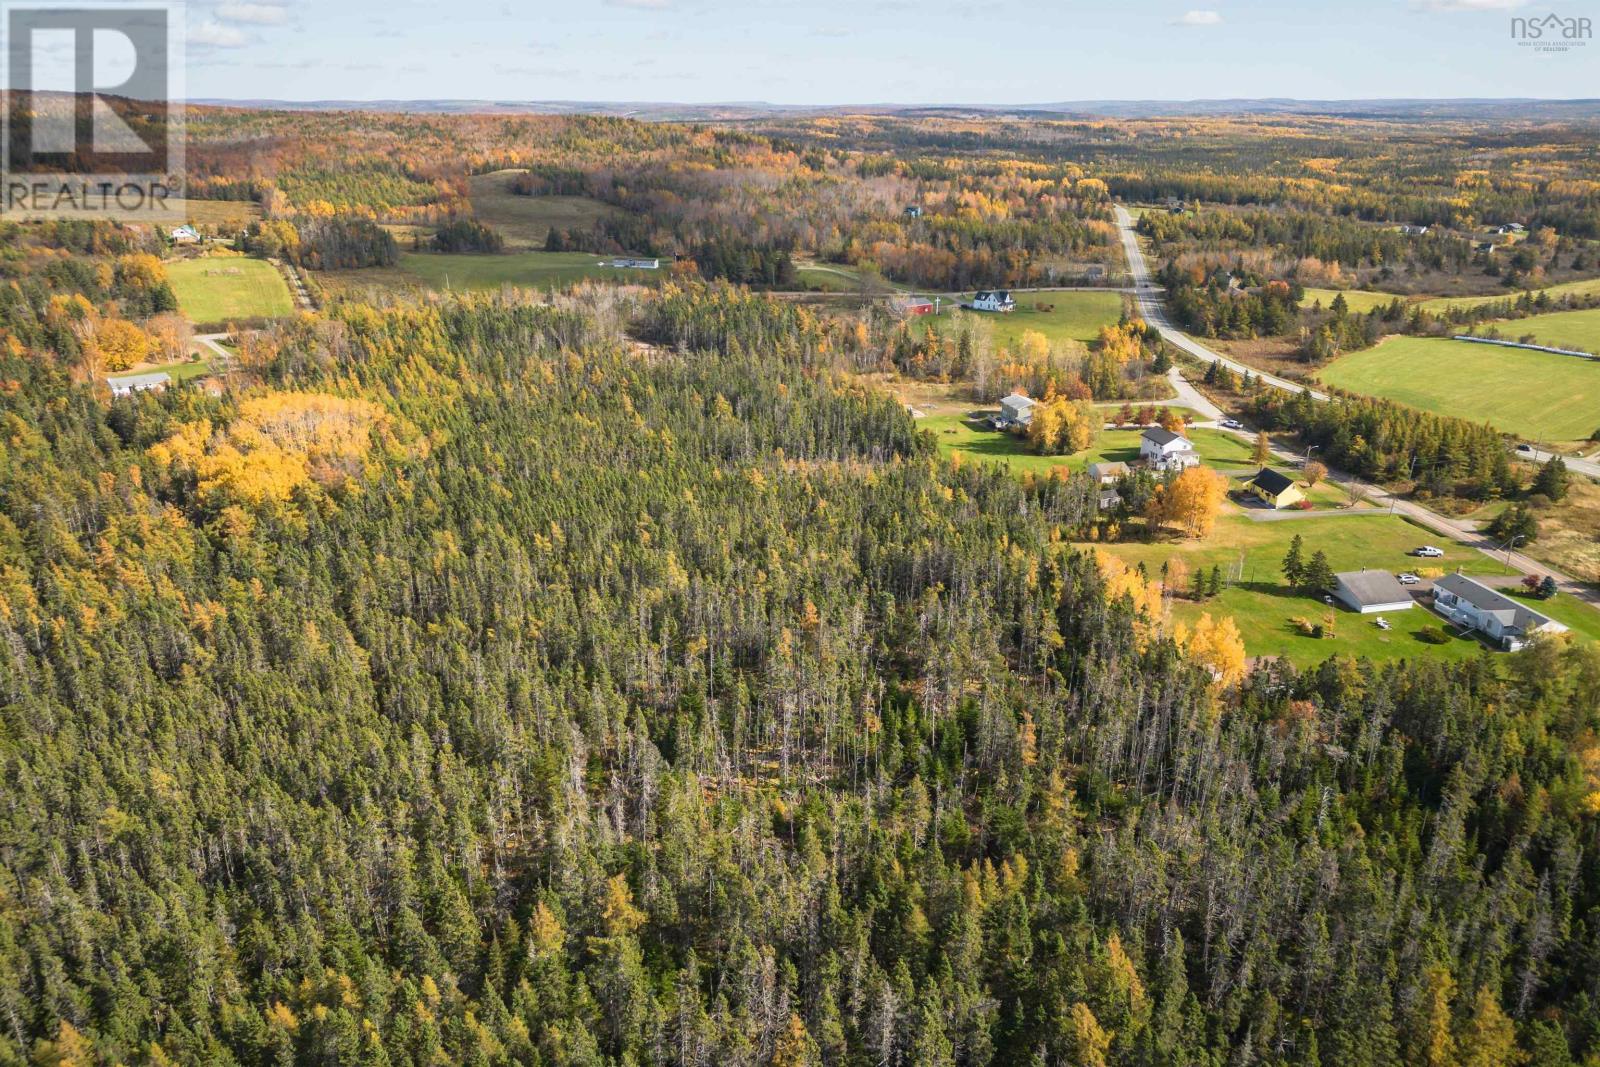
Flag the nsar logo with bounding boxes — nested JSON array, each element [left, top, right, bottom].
[[1511, 12, 1592, 52]]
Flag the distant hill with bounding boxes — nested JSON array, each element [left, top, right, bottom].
[[192, 97, 1600, 121]]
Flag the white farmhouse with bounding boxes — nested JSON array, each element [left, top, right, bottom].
[[1139, 427, 1198, 471], [971, 290, 1015, 313]]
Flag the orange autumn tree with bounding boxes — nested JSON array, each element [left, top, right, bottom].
[[92, 318, 154, 372], [1148, 467, 1228, 538], [1026, 394, 1098, 455], [148, 391, 417, 510], [1180, 612, 1248, 687], [1094, 549, 1165, 647]]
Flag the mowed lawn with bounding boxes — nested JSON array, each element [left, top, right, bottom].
[[922, 415, 1254, 476], [921, 292, 1126, 349], [166, 257, 295, 325], [1316, 335, 1600, 441], [1300, 288, 1408, 314], [1088, 511, 1505, 666]]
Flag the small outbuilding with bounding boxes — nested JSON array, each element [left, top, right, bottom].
[[1332, 570, 1417, 615], [1087, 461, 1130, 485]]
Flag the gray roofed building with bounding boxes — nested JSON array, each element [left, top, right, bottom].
[[999, 394, 1036, 427], [1432, 573, 1567, 651], [1087, 461, 1130, 485], [1139, 426, 1198, 470], [1332, 570, 1416, 614], [108, 372, 172, 397]]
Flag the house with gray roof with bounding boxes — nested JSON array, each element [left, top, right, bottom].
[[1139, 427, 1198, 471], [1432, 573, 1567, 651], [1087, 461, 1130, 485], [108, 372, 171, 397], [998, 393, 1036, 428]]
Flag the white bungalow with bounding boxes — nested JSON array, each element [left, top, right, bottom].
[[108, 372, 172, 397], [1432, 573, 1567, 651]]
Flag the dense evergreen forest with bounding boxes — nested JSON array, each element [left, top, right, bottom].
[[1, 264, 1600, 1067]]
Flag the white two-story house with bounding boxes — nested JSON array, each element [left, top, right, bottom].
[[1139, 427, 1199, 471]]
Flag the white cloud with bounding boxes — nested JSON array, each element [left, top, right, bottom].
[[1174, 9, 1223, 25], [1412, 0, 1529, 9], [217, 2, 290, 25], [191, 19, 249, 46]]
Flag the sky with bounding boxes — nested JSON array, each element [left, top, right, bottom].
[[168, 0, 1596, 103]]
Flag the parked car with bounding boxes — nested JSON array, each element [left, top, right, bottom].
[[1397, 573, 1421, 585], [1517, 443, 1533, 453], [1412, 546, 1445, 558], [1220, 418, 1244, 430]]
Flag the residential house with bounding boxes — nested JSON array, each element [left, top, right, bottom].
[[1476, 242, 1498, 254], [1241, 467, 1304, 509], [1139, 427, 1198, 471], [108, 372, 172, 397], [1084, 265, 1106, 281], [1087, 461, 1129, 486], [170, 225, 200, 245], [898, 296, 935, 317], [1097, 489, 1123, 512], [904, 205, 923, 218], [998, 394, 1036, 428], [1399, 224, 1430, 236], [610, 257, 660, 269], [1332, 570, 1416, 615], [971, 290, 1015, 313], [1432, 573, 1568, 651]]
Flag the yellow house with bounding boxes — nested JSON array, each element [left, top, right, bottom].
[[1243, 467, 1305, 509]]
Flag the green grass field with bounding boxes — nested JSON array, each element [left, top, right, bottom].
[[166, 258, 295, 325], [924, 414, 1264, 477], [1474, 306, 1600, 354], [321, 251, 663, 297], [921, 292, 1127, 350], [108, 357, 213, 386], [467, 171, 626, 251], [1089, 511, 1507, 666], [1300, 287, 1409, 314], [1418, 275, 1600, 313], [1316, 335, 1600, 442]]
